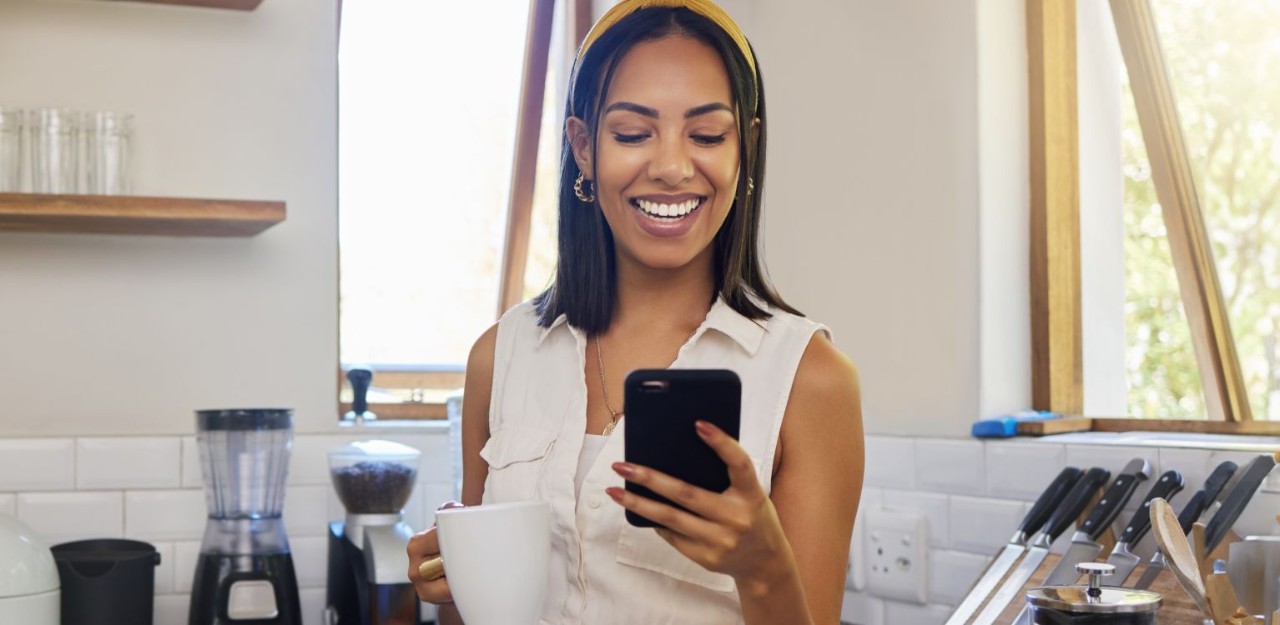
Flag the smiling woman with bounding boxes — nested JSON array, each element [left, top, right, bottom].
[[405, 2, 865, 625]]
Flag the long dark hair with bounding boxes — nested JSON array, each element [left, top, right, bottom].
[[533, 6, 798, 334]]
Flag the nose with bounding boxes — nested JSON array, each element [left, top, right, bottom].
[[648, 134, 694, 186]]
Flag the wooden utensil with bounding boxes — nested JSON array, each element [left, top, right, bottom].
[[1206, 571, 1258, 625], [1152, 498, 1213, 619], [1193, 521, 1211, 580]]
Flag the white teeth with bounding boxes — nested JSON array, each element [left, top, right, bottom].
[[636, 198, 700, 218]]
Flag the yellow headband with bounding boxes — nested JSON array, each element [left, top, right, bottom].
[[574, 0, 757, 113]]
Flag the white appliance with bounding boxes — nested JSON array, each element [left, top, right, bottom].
[[0, 513, 59, 624]]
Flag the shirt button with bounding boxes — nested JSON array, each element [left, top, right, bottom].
[[588, 495, 601, 509]]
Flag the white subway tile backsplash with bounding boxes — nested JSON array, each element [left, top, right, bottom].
[[173, 541, 200, 594], [10, 427, 1279, 625], [915, 439, 984, 496], [152, 541, 176, 594], [284, 485, 332, 538], [125, 490, 206, 541], [77, 437, 181, 490], [884, 600, 952, 625], [180, 437, 202, 489], [0, 439, 75, 491], [949, 495, 1025, 554], [421, 481, 458, 528], [1156, 447, 1213, 498], [860, 486, 884, 509], [985, 441, 1065, 499], [154, 594, 190, 625], [1064, 445, 1158, 484], [881, 491, 948, 548], [403, 483, 428, 532], [301, 587, 327, 625], [841, 590, 885, 625], [290, 435, 359, 486], [289, 535, 328, 588], [928, 549, 989, 606], [326, 488, 346, 521], [1231, 488, 1280, 538], [17, 491, 123, 543], [865, 436, 916, 490]]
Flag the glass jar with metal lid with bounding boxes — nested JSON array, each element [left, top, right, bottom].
[[1026, 563, 1162, 625]]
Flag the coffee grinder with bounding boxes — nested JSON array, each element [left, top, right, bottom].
[[190, 409, 302, 625], [324, 440, 421, 625]]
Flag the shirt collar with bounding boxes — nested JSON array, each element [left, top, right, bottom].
[[537, 295, 769, 355]]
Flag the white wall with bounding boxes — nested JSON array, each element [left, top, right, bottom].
[[754, 0, 996, 435], [0, 0, 339, 436], [0, 0, 1024, 439], [0, 0, 1019, 440]]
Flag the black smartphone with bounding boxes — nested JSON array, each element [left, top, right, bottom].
[[623, 368, 741, 528]]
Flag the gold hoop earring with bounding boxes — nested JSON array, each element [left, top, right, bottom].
[[746, 177, 755, 196], [574, 172, 595, 203]]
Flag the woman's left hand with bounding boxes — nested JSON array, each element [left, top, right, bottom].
[[606, 420, 795, 586]]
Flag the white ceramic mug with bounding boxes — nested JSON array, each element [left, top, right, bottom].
[[435, 501, 550, 625]]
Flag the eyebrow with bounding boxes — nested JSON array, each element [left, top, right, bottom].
[[603, 101, 733, 119]]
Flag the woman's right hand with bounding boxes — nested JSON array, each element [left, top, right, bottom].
[[407, 501, 466, 604]]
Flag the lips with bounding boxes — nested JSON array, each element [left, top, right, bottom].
[[627, 194, 707, 238]]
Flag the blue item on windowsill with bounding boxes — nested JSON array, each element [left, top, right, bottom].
[[971, 410, 1061, 438]]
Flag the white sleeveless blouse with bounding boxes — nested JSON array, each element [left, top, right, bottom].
[[479, 297, 828, 625]]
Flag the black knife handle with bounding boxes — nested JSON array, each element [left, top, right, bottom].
[[1201, 460, 1239, 504], [1204, 454, 1277, 551], [1019, 467, 1084, 536], [1177, 490, 1210, 535], [1118, 470, 1183, 545], [1044, 467, 1111, 541], [1079, 460, 1150, 541]]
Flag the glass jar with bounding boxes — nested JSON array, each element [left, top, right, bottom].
[[84, 111, 133, 195], [328, 440, 421, 515], [30, 108, 78, 194], [0, 108, 21, 192]]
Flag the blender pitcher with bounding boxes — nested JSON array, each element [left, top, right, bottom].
[[190, 409, 302, 625]]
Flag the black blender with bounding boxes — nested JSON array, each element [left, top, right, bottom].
[[190, 409, 302, 625], [324, 440, 421, 625]]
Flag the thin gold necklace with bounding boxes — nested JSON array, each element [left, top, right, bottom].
[[595, 329, 697, 436]]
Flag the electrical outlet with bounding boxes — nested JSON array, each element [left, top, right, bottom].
[[864, 507, 928, 604]]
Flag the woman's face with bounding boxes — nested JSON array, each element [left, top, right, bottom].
[[571, 34, 742, 273]]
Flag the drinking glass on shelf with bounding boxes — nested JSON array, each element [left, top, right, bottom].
[[84, 111, 133, 195], [0, 107, 22, 192], [30, 108, 78, 194]]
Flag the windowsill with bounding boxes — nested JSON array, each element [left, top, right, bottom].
[[336, 418, 451, 433], [1010, 430, 1280, 452]]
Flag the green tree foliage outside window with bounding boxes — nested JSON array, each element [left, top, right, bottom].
[[1123, 0, 1280, 419]]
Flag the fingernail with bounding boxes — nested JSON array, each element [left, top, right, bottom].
[[612, 462, 635, 478], [606, 487, 624, 501], [695, 420, 714, 438]]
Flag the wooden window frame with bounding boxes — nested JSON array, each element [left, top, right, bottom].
[[337, 0, 591, 421], [1026, 0, 1273, 434], [498, 0, 595, 315]]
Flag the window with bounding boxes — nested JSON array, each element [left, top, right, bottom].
[[1031, 0, 1280, 432], [337, 0, 576, 418]]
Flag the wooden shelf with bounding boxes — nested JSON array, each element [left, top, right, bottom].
[[0, 193, 285, 237], [99, 0, 264, 10]]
